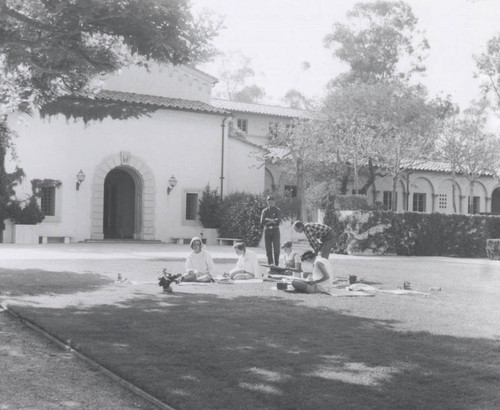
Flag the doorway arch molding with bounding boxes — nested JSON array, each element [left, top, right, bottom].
[[90, 152, 155, 240]]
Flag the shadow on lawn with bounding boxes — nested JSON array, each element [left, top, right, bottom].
[[12, 292, 500, 410], [0, 269, 110, 296]]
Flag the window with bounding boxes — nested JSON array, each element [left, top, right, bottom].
[[284, 185, 297, 198], [438, 194, 447, 209], [382, 191, 398, 210], [413, 193, 426, 212], [383, 191, 392, 210], [237, 119, 248, 133], [41, 187, 56, 216], [468, 196, 480, 214], [351, 188, 367, 195], [185, 193, 199, 220]]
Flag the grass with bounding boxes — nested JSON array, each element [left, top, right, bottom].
[[2, 256, 500, 410]]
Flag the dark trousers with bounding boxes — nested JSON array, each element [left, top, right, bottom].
[[264, 228, 281, 265], [319, 231, 336, 259]]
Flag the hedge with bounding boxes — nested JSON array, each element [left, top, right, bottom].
[[324, 209, 500, 258], [218, 192, 266, 247]]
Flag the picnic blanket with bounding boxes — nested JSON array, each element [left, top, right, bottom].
[[214, 278, 264, 285], [380, 289, 430, 296]]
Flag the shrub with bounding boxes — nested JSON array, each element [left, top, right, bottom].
[[9, 197, 44, 225], [323, 208, 500, 258], [198, 184, 221, 228], [218, 192, 266, 246]]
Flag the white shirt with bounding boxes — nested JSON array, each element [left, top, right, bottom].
[[233, 249, 261, 277], [185, 250, 215, 275], [312, 257, 333, 293]]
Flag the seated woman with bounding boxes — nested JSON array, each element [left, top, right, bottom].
[[182, 236, 216, 282], [281, 241, 301, 274], [226, 242, 261, 280], [292, 250, 333, 294]]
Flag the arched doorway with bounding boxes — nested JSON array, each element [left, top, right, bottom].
[[103, 167, 141, 239], [492, 187, 500, 215]]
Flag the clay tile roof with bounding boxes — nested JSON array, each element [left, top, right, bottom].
[[210, 98, 321, 119], [402, 160, 494, 176], [90, 90, 230, 115]]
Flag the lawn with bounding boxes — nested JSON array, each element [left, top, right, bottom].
[[2, 256, 500, 410]]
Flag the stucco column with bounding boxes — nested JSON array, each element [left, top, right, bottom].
[[486, 197, 492, 214], [459, 195, 466, 214], [432, 193, 438, 213]]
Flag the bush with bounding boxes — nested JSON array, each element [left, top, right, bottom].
[[324, 208, 500, 258], [218, 192, 266, 246], [198, 184, 221, 228], [9, 197, 44, 225]]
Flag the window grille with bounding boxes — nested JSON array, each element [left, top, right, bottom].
[[438, 194, 447, 209], [41, 187, 56, 216]]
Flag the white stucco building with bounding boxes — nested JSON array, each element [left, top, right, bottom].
[[363, 162, 500, 215], [4, 64, 267, 244]]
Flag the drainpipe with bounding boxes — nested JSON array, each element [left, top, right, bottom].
[[220, 116, 228, 199]]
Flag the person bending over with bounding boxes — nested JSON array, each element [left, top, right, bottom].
[[182, 237, 215, 282], [293, 221, 336, 260], [281, 241, 301, 273], [292, 250, 333, 294], [226, 242, 261, 280]]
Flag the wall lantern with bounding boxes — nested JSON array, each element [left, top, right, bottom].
[[76, 169, 86, 191], [167, 175, 177, 195]]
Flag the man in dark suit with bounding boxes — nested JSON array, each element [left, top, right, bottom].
[[260, 195, 282, 266]]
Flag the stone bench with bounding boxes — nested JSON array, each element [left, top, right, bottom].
[[171, 237, 206, 245], [39, 236, 71, 244], [217, 237, 242, 246]]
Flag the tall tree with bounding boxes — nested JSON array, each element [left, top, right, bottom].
[[324, 0, 429, 85], [475, 34, 500, 111], [437, 101, 500, 213], [0, 0, 222, 228], [325, 80, 442, 210], [266, 119, 331, 221], [211, 51, 265, 103]]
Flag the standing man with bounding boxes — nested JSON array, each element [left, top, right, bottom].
[[293, 221, 336, 260], [260, 195, 282, 266]]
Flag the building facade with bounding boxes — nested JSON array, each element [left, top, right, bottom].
[[4, 64, 266, 243]]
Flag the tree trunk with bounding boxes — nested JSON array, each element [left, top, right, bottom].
[[392, 173, 398, 211], [468, 180, 475, 214], [340, 167, 350, 195], [353, 155, 359, 195], [296, 158, 307, 221], [451, 169, 457, 213]]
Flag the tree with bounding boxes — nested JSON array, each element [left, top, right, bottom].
[[0, 0, 221, 228], [475, 34, 500, 111], [266, 119, 333, 221], [211, 51, 265, 102], [282, 89, 315, 110], [325, 80, 443, 211], [437, 102, 500, 214], [324, 1, 429, 85]]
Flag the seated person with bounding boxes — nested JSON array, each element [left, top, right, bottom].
[[226, 242, 261, 280], [292, 250, 333, 294], [182, 237, 215, 282], [281, 241, 301, 274]]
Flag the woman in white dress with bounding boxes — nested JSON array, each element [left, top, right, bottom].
[[227, 242, 261, 280], [292, 250, 333, 294], [182, 236, 216, 282]]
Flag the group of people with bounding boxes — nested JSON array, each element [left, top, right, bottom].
[[168, 195, 337, 295]]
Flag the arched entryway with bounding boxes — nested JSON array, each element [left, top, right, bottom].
[[492, 187, 500, 215], [90, 152, 155, 241], [103, 167, 140, 239]]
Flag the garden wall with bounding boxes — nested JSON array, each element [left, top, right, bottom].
[[324, 210, 500, 257]]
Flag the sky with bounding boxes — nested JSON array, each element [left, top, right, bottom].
[[192, 0, 500, 109]]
